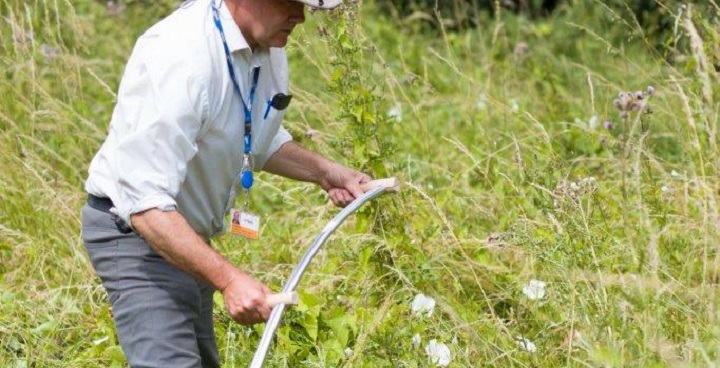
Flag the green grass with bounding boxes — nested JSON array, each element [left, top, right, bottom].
[[1, 0, 719, 366]]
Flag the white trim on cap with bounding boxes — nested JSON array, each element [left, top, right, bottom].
[[292, 0, 342, 9]]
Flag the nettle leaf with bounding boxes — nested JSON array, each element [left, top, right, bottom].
[[362, 110, 375, 124], [297, 290, 322, 311], [358, 245, 373, 269], [277, 325, 306, 356], [320, 338, 345, 365], [336, 20, 347, 38], [339, 34, 354, 51], [330, 69, 344, 83], [351, 106, 363, 123], [301, 311, 319, 342], [31, 317, 59, 334], [322, 306, 357, 346], [353, 142, 366, 158], [296, 291, 322, 342]]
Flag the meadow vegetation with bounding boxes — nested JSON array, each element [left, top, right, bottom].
[[1, 0, 719, 366]]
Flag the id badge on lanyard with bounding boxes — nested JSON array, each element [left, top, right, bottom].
[[212, 2, 262, 240], [230, 208, 260, 239]]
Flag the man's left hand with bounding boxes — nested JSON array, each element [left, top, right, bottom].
[[262, 142, 372, 207], [319, 164, 372, 207]]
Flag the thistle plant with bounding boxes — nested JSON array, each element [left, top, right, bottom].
[[552, 177, 597, 211], [325, 3, 395, 177], [609, 85, 655, 206], [321, 3, 408, 246], [612, 85, 655, 134]]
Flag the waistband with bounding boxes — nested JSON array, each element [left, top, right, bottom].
[[87, 194, 114, 213], [87, 194, 133, 234], [85, 195, 213, 243]]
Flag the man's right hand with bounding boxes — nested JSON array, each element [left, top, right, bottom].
[[220, 269, 272, 325], [131, 209, 273, 325]]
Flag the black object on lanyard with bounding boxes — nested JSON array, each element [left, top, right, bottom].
[[211, 2, 259, 192]]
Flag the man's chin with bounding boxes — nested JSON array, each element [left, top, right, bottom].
[[259, 34, 290, 49], [271, 38, 289, 48], [268, 33, 292, 48]]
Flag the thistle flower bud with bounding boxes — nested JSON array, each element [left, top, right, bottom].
[[40, 44, 60, 60], [106, 1, 126, 16], [613, 88, 651, 121], [614, 92, 634, 112], [513, 42, 531, 61], [603, 119, 613, 130]]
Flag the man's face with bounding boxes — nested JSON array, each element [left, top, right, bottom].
[[242, 0, 306, 49]]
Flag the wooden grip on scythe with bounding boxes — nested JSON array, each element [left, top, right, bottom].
[[266, 292, 299, 307], [359, 177, 400, 193]]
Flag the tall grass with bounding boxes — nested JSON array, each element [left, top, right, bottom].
[[1, 0, 719, 366]]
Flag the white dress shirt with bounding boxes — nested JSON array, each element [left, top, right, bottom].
[[85, 0, 293, 239]]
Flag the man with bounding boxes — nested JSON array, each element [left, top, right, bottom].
[[81, 0, 369, 366]]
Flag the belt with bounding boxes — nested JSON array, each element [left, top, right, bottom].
[[88, 194, 115, 213], [87, 194, 133, 234]]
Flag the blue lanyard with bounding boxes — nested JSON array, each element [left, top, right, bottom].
[[211, 2, 259, 192]]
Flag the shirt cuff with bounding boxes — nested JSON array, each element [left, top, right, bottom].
[[116, 193, 177, 228], [254, 126, 293, 170]]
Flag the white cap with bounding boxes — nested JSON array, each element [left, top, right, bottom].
[[292, 0, 342, 9]]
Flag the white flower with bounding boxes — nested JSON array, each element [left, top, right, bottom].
[[388, 102, 402, 122], [516, 337, 537, 353], [670, 170, 682, 179], [510, 99, 520, 112], [661, 185, 670, 193], [588, 115, 599, 130], [476, 93, 488, 110], [522, 279, 547, 300], [411, 293, 436, 317], [412, 333, 422, 348], [344, 347, 353, 358], [425, 339, 452, 367]]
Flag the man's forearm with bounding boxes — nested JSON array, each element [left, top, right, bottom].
[[131, 209, 236, 291], [262, 141, 371, 207], [262, 141, 334, 184]]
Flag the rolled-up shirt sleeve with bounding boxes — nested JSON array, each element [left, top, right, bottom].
[[107, 39, 208, 225], [254, 125, 292, 170]]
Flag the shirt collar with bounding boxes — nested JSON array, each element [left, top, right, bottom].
[[250, 49, 270, 69], [215, 0, 250, 52]]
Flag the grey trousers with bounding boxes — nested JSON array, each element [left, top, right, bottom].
[[81, 204, 221, 368]]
